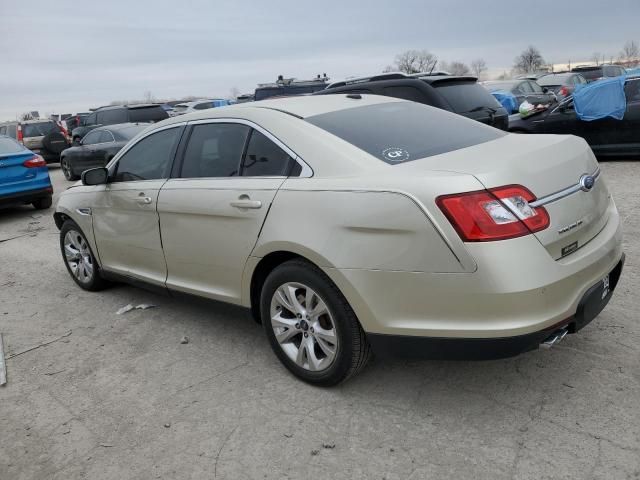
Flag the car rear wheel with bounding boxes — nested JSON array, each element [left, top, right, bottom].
[[261, 259, 370, 386], [60, 220, 108, 291], [32, 196, 52, 210], [61, 157, 79, 181]]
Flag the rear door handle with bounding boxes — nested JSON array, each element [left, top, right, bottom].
[[230, 195, 262, 209]]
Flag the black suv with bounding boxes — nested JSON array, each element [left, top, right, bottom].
[[316, 73, 508, 130], [71, 104, 168, 142], [571, 65, 626, 82]]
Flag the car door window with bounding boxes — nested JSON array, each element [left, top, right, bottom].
[[194, 102, 211, 110], [518, 82, 534, 94], [97, 108, 127, 125], [625, 80, 640, 102], [7, 125, 17, 138], [0, 126, 6, 135], [83, 113, 97, 126], [82, 130, 102, 145], [242, 130, 294, 177], [113, 127, 180, 182], [529, 81, 543, 93], [180, 123, 250, 178], [99, 130, 115, 143]]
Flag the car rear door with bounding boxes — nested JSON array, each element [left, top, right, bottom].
[[91, 125, 183, 285], [157, 119, 302, 303]]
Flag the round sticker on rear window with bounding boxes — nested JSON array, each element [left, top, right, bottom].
[[382, 147, 410, 163]]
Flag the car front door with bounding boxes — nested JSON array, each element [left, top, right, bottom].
[[91, 125, 183, 285], [157, 120, 304, 303]]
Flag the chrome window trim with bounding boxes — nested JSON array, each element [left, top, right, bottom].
[[84, 129, 115, 147], [187, 117, 313, 178], [530, 168, 600, 207]]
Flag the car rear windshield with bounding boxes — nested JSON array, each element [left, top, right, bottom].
[[573, 68, 602, 80], [433, 82, 501, 113], [306, 101, 505, 165], [22, 122, 57, 137], [0, 136, 26, 154], [128, 106, 169, 123]]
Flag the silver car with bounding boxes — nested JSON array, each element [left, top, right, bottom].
[[55, 95, 624, 385]]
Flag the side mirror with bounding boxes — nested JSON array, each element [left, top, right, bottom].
[[82, 167, 108, 186]]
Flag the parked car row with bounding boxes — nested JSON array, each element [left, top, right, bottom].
[[0, 119, 70, 163]]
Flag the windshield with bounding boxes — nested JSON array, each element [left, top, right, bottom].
[[22, 122, 57, 137], [0, 136, 26, 154], [434, 82, 501, 113], [306, 101, 505, 165]]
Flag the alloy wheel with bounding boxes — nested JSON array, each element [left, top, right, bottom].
[[61, 158, 72, 180], [63, 230, 94, 284], [269, 282, 339, 372]]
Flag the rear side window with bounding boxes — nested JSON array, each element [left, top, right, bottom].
[[22, 122, 57, 137], [128, 107, 169, 123], [82, 130, 102, 145], [0, 136, 25, 154], [114, 127, 180, 182], [97, 109, 127, 125], [180, 123, 250, 178], [83, 113, 97, 125], [194, 102, 211, 110], [434, 83, 501, 113], [382, 86, 426, 103], [306, 102, 505, 165], [7, 125, 17, 138], [242, 130, 292, 176]]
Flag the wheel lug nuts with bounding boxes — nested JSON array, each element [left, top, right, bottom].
[[296, 313, 302, 318], [304, 332, 308, 337], [295, 323, 300, 329], [310, 327, 314, 333]]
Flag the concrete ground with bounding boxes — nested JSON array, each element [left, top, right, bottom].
[[0, 162, 638, 480]]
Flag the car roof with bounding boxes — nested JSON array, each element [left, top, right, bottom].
[[96, 104, 163, 111], [95, 122, 148, 132], [154, 94, 403, 126], [417, 75, 478, 84]]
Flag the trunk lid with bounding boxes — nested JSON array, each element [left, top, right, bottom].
[[0, 151, 38, 187], [425, 133, 609, 259]]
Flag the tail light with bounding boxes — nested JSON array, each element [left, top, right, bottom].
[[559, 86, 569, 97], [436, 185, 549, 242], [23, 155, 47, 168], [17, 124, 24, 143]]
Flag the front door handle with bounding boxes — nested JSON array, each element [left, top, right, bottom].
[[230, 195, 262, 209], [136, 192, 153, 205]]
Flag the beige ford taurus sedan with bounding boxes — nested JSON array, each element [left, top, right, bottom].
[[55, 94, 624, 385]]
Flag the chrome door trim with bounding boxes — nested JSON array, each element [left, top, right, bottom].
[[187, 117, 313, 178], [530, 168, 600, 207]]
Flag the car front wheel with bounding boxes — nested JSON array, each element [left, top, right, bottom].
[[261, 259, 370, 386], [60, 220, 107, 291], [61, 156, 79, 181]]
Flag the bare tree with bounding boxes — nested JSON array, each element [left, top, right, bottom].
[[448, 61, 471, 76], [470, 59, 487, 79], [513, 46, 545, 74], [591, 52, 602, 66], [393, 49, 438, 74], [619, 40, 640, 66]]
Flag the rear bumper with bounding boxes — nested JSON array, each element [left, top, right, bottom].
[[0, 187, 53, 206], [367, 255, 624, 359]]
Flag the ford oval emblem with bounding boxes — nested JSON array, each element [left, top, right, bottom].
[[579, 174, 595, 192]]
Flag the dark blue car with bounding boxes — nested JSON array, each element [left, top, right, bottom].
[[0, 135, 53, 210]]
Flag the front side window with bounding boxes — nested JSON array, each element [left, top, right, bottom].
[[114, 127, 180, 182], [180, 123, 250, 178], [97, 109, 127, 125], [242, 130, 292, 176], [306, 101, 505, 165], [529, 81, 543, 93], [82, 130, 102, 145], [83, 113, 97, 126]]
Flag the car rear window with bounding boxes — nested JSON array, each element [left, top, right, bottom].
[[434, 82, 501, 113], [574, 69, 602, 80], [306, 101, 505, 165], [22, 122, 57, 137], [128, 106, 169, 123], [0, 136, 26, 154], [116, 125, 147, 140]]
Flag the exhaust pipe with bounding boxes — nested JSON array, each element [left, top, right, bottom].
[[540, 327, 569, 349]]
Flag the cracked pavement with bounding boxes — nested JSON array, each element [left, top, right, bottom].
[[1, 163, 638, 479]]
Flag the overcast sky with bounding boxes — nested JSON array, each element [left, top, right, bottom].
[[1, 0, 638, 120]]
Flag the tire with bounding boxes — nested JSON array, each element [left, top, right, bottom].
[[32, 196, 52, 210], [261, 259, 370, 386], [59, 220, 108, 291], [61, 156, 79, 181]]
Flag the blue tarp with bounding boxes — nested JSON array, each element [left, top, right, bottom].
[[573, 76, 627, 121], [490, 90, 518, 114]]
